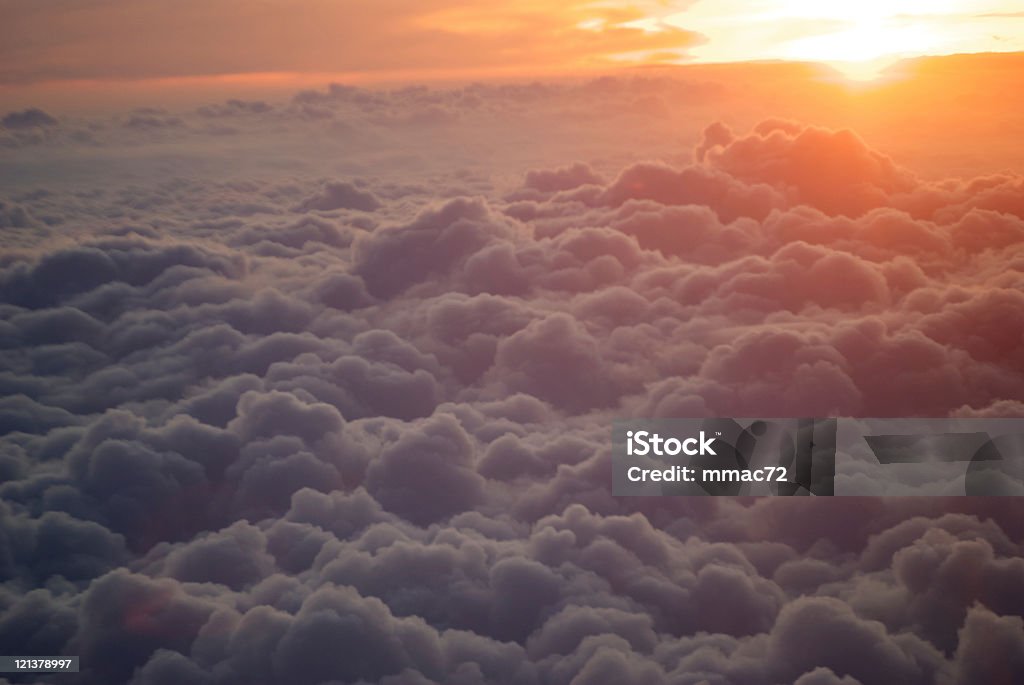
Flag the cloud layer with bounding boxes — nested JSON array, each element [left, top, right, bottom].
[[1, 78, 1024, 685]]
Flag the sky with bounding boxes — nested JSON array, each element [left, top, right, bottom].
[[668, 0, 1024, 77], [2, 4, 1024, 685], [2, 0, 1024, 96]]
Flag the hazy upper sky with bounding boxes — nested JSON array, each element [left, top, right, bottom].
[[2, 0, 1023, 90]]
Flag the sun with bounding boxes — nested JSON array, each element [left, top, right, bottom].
[[660, 0, 997, 83], [820, 58, 899, 83], [782, 20, 941, 81]]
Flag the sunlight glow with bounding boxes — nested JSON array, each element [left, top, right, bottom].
[[784, 23, 941, 80], [662, 0, 1024, 81]]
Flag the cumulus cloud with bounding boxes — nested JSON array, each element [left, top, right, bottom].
[[0, 75, 1023, 685], [295, 181, 382, 213]]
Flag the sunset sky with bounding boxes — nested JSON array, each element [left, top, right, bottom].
[[2, 0, 1024, 92], [3, 3, 1024, 685]]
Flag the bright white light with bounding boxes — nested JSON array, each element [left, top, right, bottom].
[[659, 0, 1024, 80]]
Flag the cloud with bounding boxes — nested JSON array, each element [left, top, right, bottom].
[[953, 606, 1024, 685], [522, 162, 605, 194], [699, 121, 917, 217], [0, 199, 40, 228], [0, 77, 1023, 685], [489, 313, 621, 412], [1, 108, 57, 129], [295, 181, 382, 213], [196, 99, 273, 118], [365, 414, 485, 525], [353, 198, 512, 298]]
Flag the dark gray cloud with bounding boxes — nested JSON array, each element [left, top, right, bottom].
[[1, 109, 57, 130]]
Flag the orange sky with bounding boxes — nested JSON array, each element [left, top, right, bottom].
[[1, 0, 1023, 92]]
